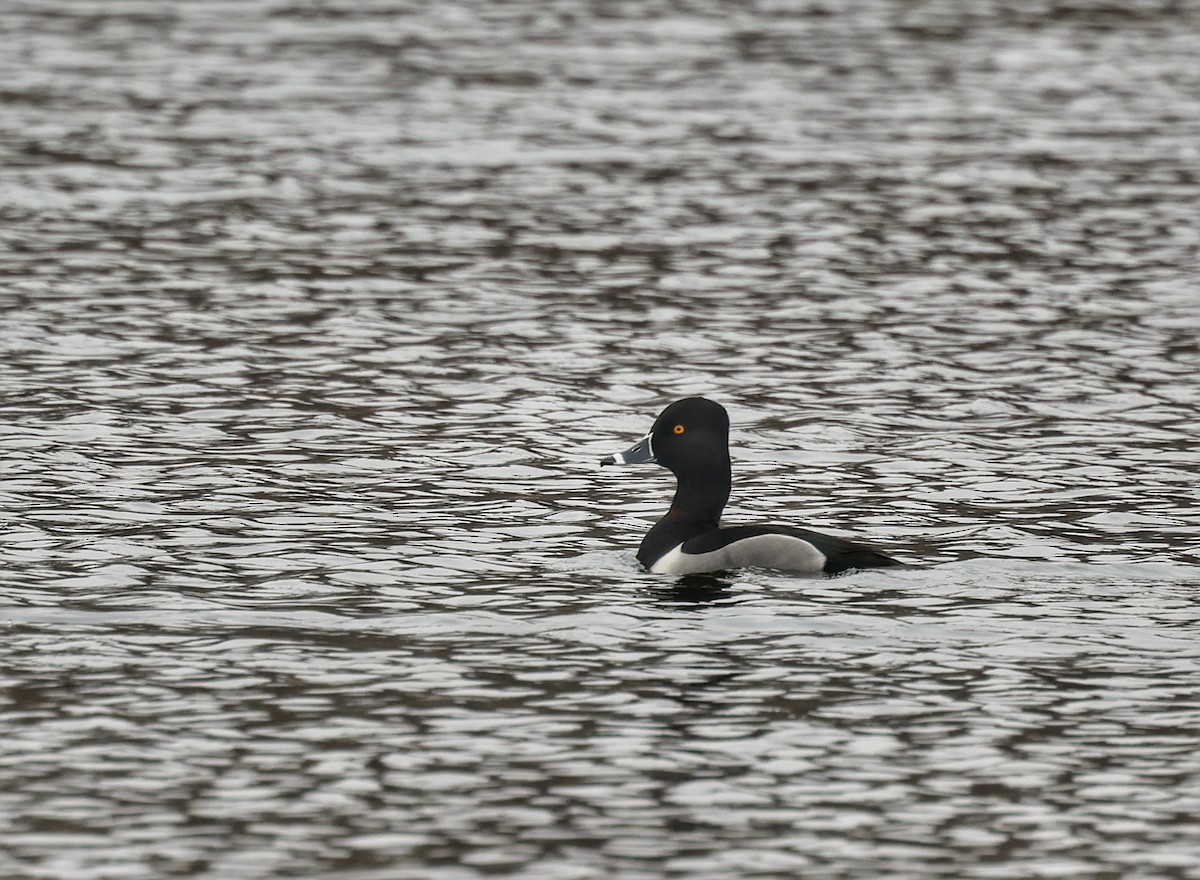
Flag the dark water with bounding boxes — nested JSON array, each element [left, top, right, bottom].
[[3, 1, 1200, 878]]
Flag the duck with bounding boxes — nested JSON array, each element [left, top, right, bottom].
[[601, 397, 901, 575]]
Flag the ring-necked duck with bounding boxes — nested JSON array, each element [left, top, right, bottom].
[[601, 397, 901, 575]]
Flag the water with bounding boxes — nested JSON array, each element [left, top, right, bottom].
[[3, 1, 1200, 877]]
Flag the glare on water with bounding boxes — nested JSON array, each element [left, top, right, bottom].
[[2, 2, 1200, 878]]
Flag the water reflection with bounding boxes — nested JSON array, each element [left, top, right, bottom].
[[650, 574, 739, 606]]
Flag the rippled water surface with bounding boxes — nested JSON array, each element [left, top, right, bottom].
[[3, 1, 1200, 878]]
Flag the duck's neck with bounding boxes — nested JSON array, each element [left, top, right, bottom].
[[636, 454, 732, 570], [668, 456, 731, 525]]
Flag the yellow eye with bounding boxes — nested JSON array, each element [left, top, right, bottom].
[[673, 424, 686, 435]]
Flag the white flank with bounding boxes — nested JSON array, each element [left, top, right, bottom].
[[650, 534, 826, 575]]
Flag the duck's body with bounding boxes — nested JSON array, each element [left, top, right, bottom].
[[601, 398, 900, 576]]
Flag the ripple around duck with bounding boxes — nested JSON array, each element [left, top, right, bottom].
[[4, 0, 1200, 877]]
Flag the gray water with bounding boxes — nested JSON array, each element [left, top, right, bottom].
[[3, 1, 1200, 878]]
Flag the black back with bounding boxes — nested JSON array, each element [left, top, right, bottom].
[[682, 525, 900, 574]]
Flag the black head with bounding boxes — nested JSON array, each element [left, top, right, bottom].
[[646, 397, 730, 475], [602, 397, 731, 475], [602, 397, 734, 528]]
